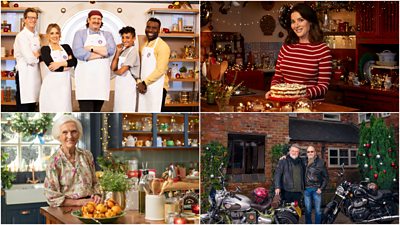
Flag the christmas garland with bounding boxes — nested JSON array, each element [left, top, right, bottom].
[[10, 113, 52, 138]]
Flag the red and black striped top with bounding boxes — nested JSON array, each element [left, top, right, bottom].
[[271, 43, 332, 100]]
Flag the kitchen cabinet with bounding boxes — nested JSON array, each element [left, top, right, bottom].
[[109, 113, 199, 151], [3, 202, 47, 224], [1, 7, 41, 106], [147, 8, 199, 111], [211, 32, 244, 66]]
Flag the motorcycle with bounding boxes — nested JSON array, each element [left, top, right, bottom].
[[322, 164, 399, 224], [200, 163, 301, 224]]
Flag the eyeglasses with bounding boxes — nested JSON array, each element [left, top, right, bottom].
[[26, 16, 38, 20]]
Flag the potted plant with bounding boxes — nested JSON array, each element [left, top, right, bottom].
[[1, 152, 15, 190], [179, 66, 187, 78], [99, 170, 129, 209]]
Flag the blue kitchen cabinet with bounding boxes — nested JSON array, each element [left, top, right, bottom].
[[4, 202, 48, 224]]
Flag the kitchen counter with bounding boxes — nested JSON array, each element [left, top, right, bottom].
[[201, 89, 359, 112], [40, 207, 165, 224]]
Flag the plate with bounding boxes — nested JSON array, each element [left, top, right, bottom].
[[268, 96, 304, 102], [358, 53, 376, 80], [71, 210, 126, 224]]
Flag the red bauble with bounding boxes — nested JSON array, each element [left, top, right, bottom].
[[391, 162, 395, 167], [374, 173, 378, 179], [191, 204, 200, 214], [368, 153, 372, 158], [370, 165, 373, 170], [174, 217, 187, 224], [383, 170, 387, 174], [388, 148, 393, 153], [366, 143, 371, 148]]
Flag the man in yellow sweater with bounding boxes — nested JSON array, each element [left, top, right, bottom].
[[137, 17, 170, 112]]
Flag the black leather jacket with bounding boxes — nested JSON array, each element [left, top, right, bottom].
[[274, 156, 305, 192], [305, 156, 329, 190]]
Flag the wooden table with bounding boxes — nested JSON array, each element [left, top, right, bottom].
[[40, 206, 165, 224], [201, 90, 359, 112]]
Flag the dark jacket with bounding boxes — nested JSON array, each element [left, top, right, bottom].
[[274, 155, 305, 192], [305, 156, 329, 190]]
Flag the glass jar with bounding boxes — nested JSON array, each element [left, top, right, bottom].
[[142, 117, 152, 131]]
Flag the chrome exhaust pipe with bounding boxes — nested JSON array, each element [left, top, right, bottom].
[[360, 215, 399, 223]]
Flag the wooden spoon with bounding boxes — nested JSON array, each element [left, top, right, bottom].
[[219, 61, 228, 80], [210, 64, 222, 80]]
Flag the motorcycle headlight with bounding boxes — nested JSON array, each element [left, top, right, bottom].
[[336, 186, 345, 196]]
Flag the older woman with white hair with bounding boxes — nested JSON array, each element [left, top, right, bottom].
[[44, 115, 101, 207]]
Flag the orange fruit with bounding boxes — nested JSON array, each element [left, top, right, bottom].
[[111, 205, 122, 215], [81, 206, 88, 214], [96, 204, 107, 213], [86, 204, 95, 213], [106, 200, 115, 208], [105, 210, 113, 218]]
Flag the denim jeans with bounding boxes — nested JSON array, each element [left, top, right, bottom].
[[304, 187, 322, 224]]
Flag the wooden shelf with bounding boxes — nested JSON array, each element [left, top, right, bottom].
[[157, 131, 185, 135], [324, 31, 356, 36], [1, 7, 41, 12], [169, 58, 199, 62], [169, 78, 198, 82], [165, 102, 199, 107], [108, 146, 199, 151], [1, 100, 16, 105], [122, 130, 152, 134], [370, 65, 399, 70], [1, 56, 15, 60], [146, 8, 199, 14], [1, 32, 18, 37], [1, 77, 15, 80], [159, 33, 199, 38]]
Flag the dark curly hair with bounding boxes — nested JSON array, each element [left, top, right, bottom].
[[119, 26, 136, 37], [285, 3, 323, 44]]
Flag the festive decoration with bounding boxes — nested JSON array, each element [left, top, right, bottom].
[[10, 113, 52, 139], [201, 141, 228, 212], [357, 115, 398, 190]]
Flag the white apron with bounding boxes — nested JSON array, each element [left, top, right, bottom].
[[18, 35, 41, 104], [113, 47, 137, 112], [138, 38, 165, 112], [74, 30, 110, 100], [39, 45, 72, 112]]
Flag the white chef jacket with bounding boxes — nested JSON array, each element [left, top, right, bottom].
[[14, 27, 40, 68]]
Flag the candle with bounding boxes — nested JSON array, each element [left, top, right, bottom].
[[174, 217, 187, 224]]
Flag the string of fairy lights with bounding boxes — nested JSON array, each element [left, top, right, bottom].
[[100, 113, 111, 153]]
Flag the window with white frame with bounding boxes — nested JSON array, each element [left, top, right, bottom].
[[1, 113, 83, 172], [380, 113, 391, 118], [323, 113, 340, 121], [328, 147, 358, 167], [358, 113, 373, 123]]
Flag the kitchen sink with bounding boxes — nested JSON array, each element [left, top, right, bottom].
[[4, 183, 47, 205]]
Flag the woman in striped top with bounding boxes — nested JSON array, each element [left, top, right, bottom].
[[267, 3, 332, 100]]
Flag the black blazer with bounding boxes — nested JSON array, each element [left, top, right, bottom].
[[40, 44, 77, 72]]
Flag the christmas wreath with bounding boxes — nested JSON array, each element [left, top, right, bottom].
[[10, 113, 52, 138]]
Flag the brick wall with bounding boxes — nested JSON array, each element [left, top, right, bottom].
[[201, 113, 289, 195]]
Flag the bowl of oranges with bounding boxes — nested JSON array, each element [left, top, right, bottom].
[[71, 198, 125, 224]]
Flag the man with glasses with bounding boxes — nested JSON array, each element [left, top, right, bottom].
[[14, 7, 41, 111], [274, 144, 305, 203], [304, 146, 328, 224]]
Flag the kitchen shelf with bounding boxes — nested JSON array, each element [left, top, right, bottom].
[[169, 78, 198, 82], [1, 100, 16, 105], [146, 8, 199, 15], [122, 130, 153, 134], [108, 147, 198, 151], [324, 32, 356, 36], [1, 7, 41, 13], [1, 32, 18, 37], [1, 56, 15, 60], [369, 65, 399, 70], [1, 77, 15, 81], [159, 33, 199, 38], [169, 58, 198, 62], [165, 102, 199, 107]]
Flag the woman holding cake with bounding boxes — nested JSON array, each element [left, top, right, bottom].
[[266, 3, 332, 100]]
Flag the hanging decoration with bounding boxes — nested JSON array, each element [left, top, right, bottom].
[[261, 2, 274, 11], [10, 113, 52, 140], [201, 1, 212, 26], [100, 113, 111, 152], [259, 15, 276, 35], [278, 4, 293, 30]]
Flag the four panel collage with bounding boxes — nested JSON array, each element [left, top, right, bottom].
[[0, 1, 398, 224]]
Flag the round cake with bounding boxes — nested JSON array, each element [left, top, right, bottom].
[[270, 83, 307, 98]]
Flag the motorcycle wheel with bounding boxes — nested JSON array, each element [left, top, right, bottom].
[[376, 201, 399, 224], [321, 207, 338, 224], [276, 211, 298, 224]]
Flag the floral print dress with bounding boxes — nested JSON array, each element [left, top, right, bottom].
[[44, 147, 100, 207]]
